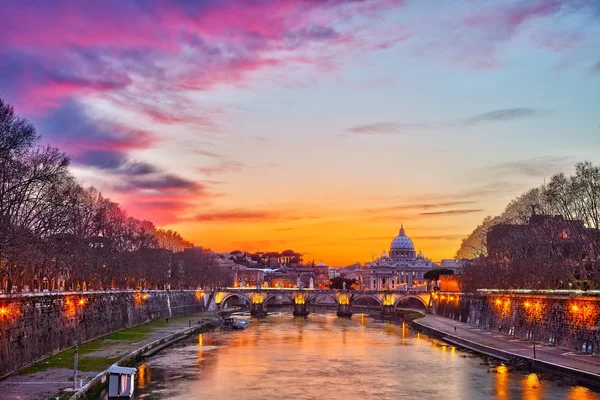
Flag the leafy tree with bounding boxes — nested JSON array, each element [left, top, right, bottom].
[[423, 268, 454, 282], [459, 161, 600, 290], [329, 277, 356, 290]]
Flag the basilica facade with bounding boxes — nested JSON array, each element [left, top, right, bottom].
[[358, 225, 438, 291]]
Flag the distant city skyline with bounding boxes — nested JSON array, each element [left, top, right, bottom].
[[1, 1, 599, 265]]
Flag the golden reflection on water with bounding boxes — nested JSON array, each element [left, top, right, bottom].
[[495, 364, 509, 400], [522, 373, 542, 400], [136, 363, 151, 389], [570, 386, 599, 400], [130, 314, 600, 400]]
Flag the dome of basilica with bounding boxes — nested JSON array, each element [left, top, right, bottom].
[[390, 225, 415, 251], [389, 224, 417, 260]]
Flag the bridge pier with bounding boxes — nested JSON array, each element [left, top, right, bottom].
[[337, 303, 352, 318], [293, 302, 309, 317], [250, 302, 267, 317], [380, 304, 394, 320]]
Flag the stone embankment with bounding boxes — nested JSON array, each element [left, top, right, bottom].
[[0, 289, 209, 378], [414, 314, 600, 388], [432, 291, 600, 356]]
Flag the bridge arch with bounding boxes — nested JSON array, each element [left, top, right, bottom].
[[394, 294, 428, 311], [351, 293, 383, 308], [220, 292, 251, 308], [306, 292, 339, 306], [262, 292, 295, 307]]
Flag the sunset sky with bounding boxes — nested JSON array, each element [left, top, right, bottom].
[[1, 0, 599, 265]]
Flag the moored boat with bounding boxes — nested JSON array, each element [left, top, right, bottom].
[[232, 319, 250, 330]]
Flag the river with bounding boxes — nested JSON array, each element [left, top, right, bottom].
[[98, 312, 600, 400]]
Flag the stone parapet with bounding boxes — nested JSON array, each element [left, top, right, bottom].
[[0, 290, 204, 378], [432, 291, 600, 355]]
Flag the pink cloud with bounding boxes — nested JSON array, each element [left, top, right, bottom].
[[0, 0, 410, 117]]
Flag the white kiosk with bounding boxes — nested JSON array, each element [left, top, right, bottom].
[[107, 364, 136, 398]]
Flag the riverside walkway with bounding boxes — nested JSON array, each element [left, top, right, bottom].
[[0, 312, 216, 400], [414, 314, 600, 386]]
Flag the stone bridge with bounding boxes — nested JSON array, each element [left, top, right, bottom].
[[214, 288, 432, 318]]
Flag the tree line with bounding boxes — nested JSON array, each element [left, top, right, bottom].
[[228, 249, 304, 267], [0, 98, 230, 293], [458, 162, 600, 291]]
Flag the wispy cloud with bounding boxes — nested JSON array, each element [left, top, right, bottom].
[[415, 0, 600, 70], [345, 107, 546, 136], [464, 108, 546, 124], [420, 209, 483, 216], [190, 207, 323, 223], [365, 200, 476, 213], [197, 160, 244, 176], [193, 209, 279, 222], [0, 0, 410, 116], [412, 234, 468, 240], [489, 156, 572, 178], [345, 122, 430, 135]]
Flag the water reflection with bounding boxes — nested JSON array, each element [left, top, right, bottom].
[[496, 364, 509, 400], [136, 363, 151, 390], [99, 313, 599, 400], [523, 373, 542, 400]]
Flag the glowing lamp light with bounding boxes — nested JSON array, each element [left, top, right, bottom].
[[338, 294, 350, 305], [383, 295, 394, 306], [0, 307, 9, 316], [524, 301, 531, 308], [142, 294, 148, 300], [251, 293, 265, 304], [78, 298, 86, 306], [495, 299, 502, 306], [571, 304, 579, 312]]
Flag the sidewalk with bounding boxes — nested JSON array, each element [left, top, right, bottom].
[[414, 314, 600, 383], [0, 312, 214, 400]]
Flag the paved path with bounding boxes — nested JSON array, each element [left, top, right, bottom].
[[415, 314, 600, 378], [0, 312, 215, 400]]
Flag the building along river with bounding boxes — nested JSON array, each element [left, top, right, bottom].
[[97, 311, 600, 400]]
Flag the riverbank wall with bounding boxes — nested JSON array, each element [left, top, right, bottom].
[[0, 290, 207, 378], [431, 291, 600, 355], [413, 317, 600, 389]]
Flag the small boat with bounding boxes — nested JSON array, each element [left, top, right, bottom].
[[232, 319, 250, 330]]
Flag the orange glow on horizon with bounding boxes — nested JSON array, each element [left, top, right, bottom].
[[169, 217, 471, 266]]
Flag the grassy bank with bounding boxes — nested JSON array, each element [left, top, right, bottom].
[[20, 312, 215, 375]]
